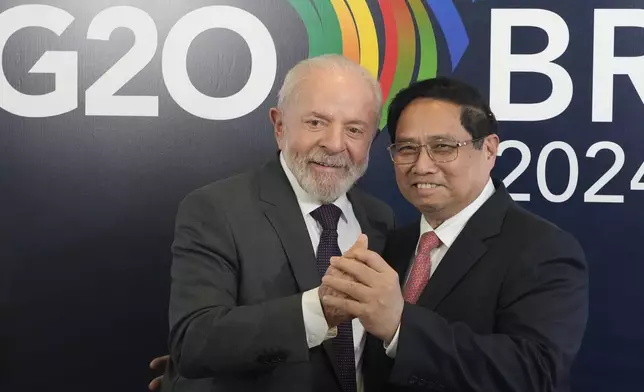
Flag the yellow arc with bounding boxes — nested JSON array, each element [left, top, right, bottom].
[[349, 0, 379, 79], [330, 0, 360, 64]]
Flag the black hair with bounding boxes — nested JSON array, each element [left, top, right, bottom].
[[386, 76, 498, 148]]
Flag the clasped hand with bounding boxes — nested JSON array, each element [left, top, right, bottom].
[[318, 234, 404, 344]]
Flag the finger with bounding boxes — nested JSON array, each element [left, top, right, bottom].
[[148, 376, 162, 391], [328, 257, 359, 276], [357, 233, 368, 248], [322, 275, 370, 302], [330, 257, 378, 285], [326, 263, 352, 278], [343, 234, 369, 258], [319, 282, 349, 300], [344, 248, 391, 273], [149, 355, 169, 369], [322, 294, 365, 317]]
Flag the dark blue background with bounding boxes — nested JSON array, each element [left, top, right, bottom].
[[1, 1, 642, 391], [455, 1, 644, 391]]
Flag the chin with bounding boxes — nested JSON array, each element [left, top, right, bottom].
[[420, 205, 443, 216], [405, 185, 438, 200], [412, 195, 445, 214], [301, 175, 353, 203]]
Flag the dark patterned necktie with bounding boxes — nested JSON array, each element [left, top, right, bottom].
[[310, 204, 357, 392]]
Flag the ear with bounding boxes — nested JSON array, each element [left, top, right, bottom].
[[483, 134, 500, 161], [269, 107, 285, 149]]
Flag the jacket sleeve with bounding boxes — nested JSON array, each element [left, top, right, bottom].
[[389, 230, 589, 392], [167, 189, 309, 379]]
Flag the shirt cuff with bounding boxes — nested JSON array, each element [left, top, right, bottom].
[[302, 287, 337, 348], [383, 323, 401, 358]]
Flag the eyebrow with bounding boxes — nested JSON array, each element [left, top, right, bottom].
[[395, 134, 457, 143], [307, 111, 332, 121], [395, 137, 420, 143], [307, 112, 369, 127], [345, 119, 369, 127]]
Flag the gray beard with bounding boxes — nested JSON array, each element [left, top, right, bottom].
[[283, 147, 368, 204]]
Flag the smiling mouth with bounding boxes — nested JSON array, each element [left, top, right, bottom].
[[414, 183, 440, 189], [311, 161, 343, 168]]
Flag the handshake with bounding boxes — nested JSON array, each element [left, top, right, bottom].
[[318, 234, 369, 326], [317, 234, 404, 343]]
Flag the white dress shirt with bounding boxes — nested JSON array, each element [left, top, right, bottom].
[[384, 179, 496, 357], [279, 153, 366, 391]]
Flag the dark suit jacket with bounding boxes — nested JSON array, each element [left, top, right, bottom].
[[162, 158, 395, 392], [363, 179, 588, 392]]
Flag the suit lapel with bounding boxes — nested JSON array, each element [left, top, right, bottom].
[[347, 188, 387, 254], [416, 237, 486, 309], [384, 223, 420, 287], [258, 158, 345, 385], [259, 159, 320, 292], [416, 180, 511, 309]]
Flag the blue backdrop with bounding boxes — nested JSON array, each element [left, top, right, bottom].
[[1, 1, 642, 391]]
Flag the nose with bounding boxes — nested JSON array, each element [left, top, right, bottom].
[[412, 145, 439, 175], [319, 124, 346, 154]]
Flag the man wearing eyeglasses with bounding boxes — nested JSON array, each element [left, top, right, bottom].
[[319, 77, 589, 392]]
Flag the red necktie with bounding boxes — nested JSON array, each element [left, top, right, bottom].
[[403, 231, 440, 304]]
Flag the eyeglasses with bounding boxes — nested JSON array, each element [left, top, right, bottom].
[[387, 136, 487, 164]]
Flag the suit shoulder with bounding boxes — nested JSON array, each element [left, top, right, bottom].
[[178, 167, 259, 210], [503, 202, 584, 260], [505, 202, 566, 236]]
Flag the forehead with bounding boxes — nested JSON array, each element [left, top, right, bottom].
[[395, 98, 470, 141], [288, 69, 377, 119]]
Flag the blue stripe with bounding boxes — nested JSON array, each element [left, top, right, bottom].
[[425, 0, 469, 70]]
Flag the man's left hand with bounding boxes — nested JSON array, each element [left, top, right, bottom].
[[148, 355, 169, 391], [321, 248, 403, 344]]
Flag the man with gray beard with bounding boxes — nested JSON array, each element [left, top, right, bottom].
[[159, 54, 395, 392]]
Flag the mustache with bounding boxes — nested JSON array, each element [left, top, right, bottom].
[[304, 150, 350, 168]]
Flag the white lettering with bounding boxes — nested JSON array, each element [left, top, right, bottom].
[[490, 9, 572, 121], [86, 6, 158, 116], [0, 5, 77, 117], [592, 9, 644, 122], [162, 6, 277, 120]]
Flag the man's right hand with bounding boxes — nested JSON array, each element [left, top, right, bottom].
[[319, 234, 369, 327]]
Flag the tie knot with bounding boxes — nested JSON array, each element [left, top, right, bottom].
[[311, 204, 342, 230], [418, 231, 440, 253]]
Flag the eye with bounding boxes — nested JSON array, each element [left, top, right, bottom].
[[347, 127, 363, 135], [396, 144, 418, 154], [432, 142, 456, 150], [307, 119, 322, 127]]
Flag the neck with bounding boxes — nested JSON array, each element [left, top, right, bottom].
[[421, 200, 467, 229], [423, 179, 491, 228], [423, 216, 445, 230]]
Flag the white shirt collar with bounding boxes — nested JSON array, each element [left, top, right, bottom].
[[279, 152, 351, 223], [419, 178, 496, 249]]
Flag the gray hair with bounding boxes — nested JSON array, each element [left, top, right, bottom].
[[277, 54, 383, 124]]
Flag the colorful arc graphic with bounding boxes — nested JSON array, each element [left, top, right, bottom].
[[288, 0, 471, 130]]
